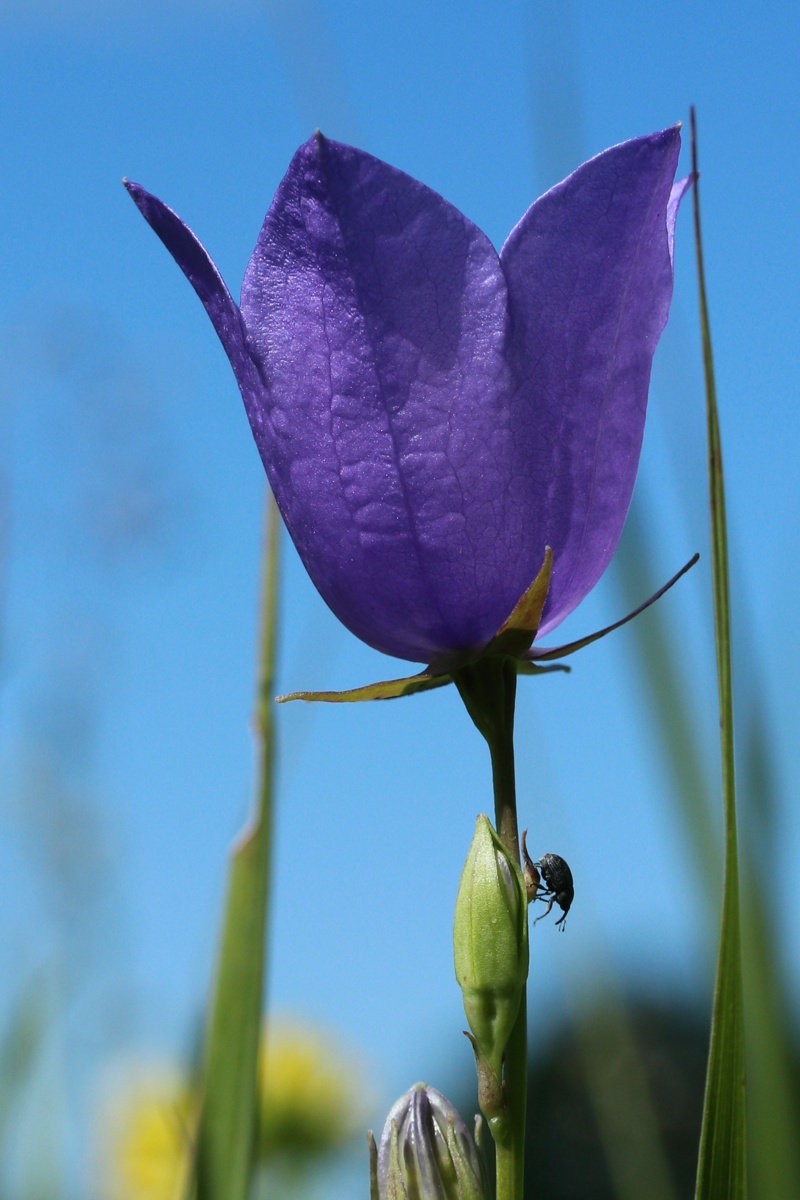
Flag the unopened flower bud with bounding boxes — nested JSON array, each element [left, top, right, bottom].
[[453, 816, 528, 1106], [370, 1083, 488, 1200]]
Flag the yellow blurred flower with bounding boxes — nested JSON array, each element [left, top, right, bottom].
[[96, 1020, 366, 1197], [257, 1017, 366, 1163], [95, 1065, 193, 1200]]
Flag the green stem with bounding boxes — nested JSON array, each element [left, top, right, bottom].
[[454, 658, 527, 1200]]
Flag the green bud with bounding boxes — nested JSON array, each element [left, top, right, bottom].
[[369, 1083, 489, 1200], [453, 815, 529, 1106]]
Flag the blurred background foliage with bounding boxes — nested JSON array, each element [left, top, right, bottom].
[[1, 0, 798, 1198], [92, 1020, 365, 1200]]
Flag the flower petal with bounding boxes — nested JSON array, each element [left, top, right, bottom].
[[668, 175, 695, 264], [238, 134, 528, 663], [123, 181, 260, 401], [500, 127, 684, 638]]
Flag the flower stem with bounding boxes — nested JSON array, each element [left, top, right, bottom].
[[454, 658, 527, 1200]]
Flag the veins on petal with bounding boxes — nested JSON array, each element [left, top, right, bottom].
[[545, 133, 680, 621]]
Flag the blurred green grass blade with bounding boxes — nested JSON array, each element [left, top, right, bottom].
[[619, 517, 798, 1197], [613, 180, 798, 1200], [691, 109, 747, 1200], [191, 494, 281, 1200], [0, 981, 47, 1151], [613, 514, 719, 876], [740, 885, 798, 1197], [577, 989, 679, 1200]]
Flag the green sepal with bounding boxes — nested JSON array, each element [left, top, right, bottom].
[[445, 1112, 488, 1200], [531, 553, 699, 661], [368, 1131, 380, 1200], [515, 660, 570, 677], [385, 1120, 409, 1200], [484, 547, 553, 657], [277, 655, 568, 706], [276, 670, 452, 704]]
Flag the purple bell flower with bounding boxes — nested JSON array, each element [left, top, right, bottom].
[[126, 130, 693, 700]]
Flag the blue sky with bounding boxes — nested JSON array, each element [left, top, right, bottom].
[[1, 0, 798, 1194]]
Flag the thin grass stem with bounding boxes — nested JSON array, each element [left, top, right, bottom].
[[690, 107, 747, 1200]]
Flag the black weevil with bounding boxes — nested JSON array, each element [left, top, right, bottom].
[[531, 851, 574, 931]]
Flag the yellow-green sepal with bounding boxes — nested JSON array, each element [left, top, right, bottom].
[[277, 670, 452, 704], [484, 547, 552, 658]]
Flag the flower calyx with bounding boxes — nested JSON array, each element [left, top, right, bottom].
[[275, 551, 699, 704]]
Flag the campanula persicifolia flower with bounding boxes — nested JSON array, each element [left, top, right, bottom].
[[126, 130, 693, 697]]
